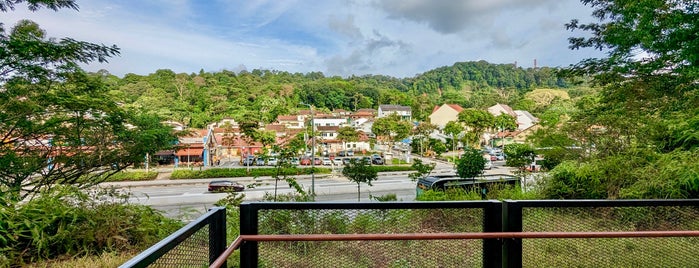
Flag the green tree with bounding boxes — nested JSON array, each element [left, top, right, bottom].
[[336, 126, 359, 152], [0, 2, 175, 200], [341, 157, 377, 201], [455, 148, 486, 179], [457, 109, 495, 147], [443, 121, 464, 152], [408, 159, 436, 181], [504, 143, 536, 171], [372, 114, 412, 151], [413, 122, 436, 156], [565, 0, 699, 153]]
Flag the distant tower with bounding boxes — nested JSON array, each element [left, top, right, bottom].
[[534, 59, 537, 69], [514, 61, 517, 68]]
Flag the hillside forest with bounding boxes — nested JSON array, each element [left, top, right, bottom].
[[98, 61, 575, 128]]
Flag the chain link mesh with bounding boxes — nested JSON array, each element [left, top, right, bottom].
[[147, 225, 211, 268], [256, 207, 485, 267], [521, 206, 699, 267]]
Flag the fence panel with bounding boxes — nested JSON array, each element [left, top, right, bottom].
[[504, 200, 699, 268], [120, 207, 226, 268], [240, 201, 502, 268]]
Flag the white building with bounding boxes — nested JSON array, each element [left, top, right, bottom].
[[378, 105, 412, 120]]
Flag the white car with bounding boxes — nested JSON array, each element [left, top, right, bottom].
[[322, 157, 332, 165], [484, 159, 493, 170]]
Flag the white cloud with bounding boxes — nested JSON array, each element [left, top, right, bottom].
[[0, 0, 605, 77]]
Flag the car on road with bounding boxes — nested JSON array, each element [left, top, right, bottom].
[[207, 180, 244, 192], [371, 154, 384, 165]]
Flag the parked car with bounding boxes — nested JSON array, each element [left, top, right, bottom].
[[494, 152, 506, 161], [255, 157, 265, 166], [322, 157, 332, 165], [267, 157, 278, 166], [484, 159, 493, 170], [242, 156, 255, 166], [314, 157, 322, 165], [332, 157, 343, 165], [346, 150, 354, 156], [290, 157, 300, 165], [300, 157, 311, 165], [338, 151, 346, 157], [342, 157, 352, 165], [208, 180, 244, 192], [371, 154, 384, 165]]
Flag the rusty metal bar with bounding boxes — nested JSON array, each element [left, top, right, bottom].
[[209, 236, 244, 268], [209, 230, 699, 268]]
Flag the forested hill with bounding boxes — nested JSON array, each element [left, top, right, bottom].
[[99, 61, 572, 128], [411, 61, 565, 93]]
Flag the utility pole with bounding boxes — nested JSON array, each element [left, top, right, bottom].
[[301, 103, 316, 197]]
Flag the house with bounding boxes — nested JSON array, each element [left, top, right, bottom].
[[378, 105, 411, 120], [514, 110, 539, 131], [487, 103, 517, 117], [317, 126, 340, 141], [276, 115, 305, 129], [174, 129, 209, 167], [429, 103, 464, 129], [311, 116, 348, 127], [351, 109, 376, 120]]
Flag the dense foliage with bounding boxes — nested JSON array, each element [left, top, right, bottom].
[[0, 2, 177, 200], [533, 0, 699, 199], [0, 186, 181, 267], [455, 148, 486, 178], [96, 60, 571, 127]]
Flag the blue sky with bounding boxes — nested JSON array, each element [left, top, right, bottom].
[[3, 0, 605, 78]]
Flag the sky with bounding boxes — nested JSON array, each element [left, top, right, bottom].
[[2, 0, 606, 78]]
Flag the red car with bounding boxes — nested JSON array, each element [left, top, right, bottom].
[[300, 157, 311, 165]]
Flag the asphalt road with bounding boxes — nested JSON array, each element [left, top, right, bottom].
[[106, 157, 513, 221]]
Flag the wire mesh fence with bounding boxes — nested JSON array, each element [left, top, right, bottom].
[[515, 202, 699, 268], [120, 207, 226, 268], [145, 225, 210, 267], [241, 202, 502, 267]]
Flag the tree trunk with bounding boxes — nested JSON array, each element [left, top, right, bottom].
[[357, 183, 361, 201]]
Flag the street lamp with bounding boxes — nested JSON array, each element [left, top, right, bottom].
[[300, 103, 315, 197]]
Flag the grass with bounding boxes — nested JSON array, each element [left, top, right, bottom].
[[23, 251, 135, 268]]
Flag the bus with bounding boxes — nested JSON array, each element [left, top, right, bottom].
[[416, 174, 519, 198]]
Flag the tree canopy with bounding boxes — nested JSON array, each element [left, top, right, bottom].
[[0, 1, 176, 200]]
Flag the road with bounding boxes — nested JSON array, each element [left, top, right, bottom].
[[112, 157, 513, 220]]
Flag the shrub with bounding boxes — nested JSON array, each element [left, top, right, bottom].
[[170, 167, 332, 179], [0, 186, 181, 266], [103, 171, 158, 182]]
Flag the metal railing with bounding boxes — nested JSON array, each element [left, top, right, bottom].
[[120, 207, 226, 268], [126, 200, 699, 267]]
